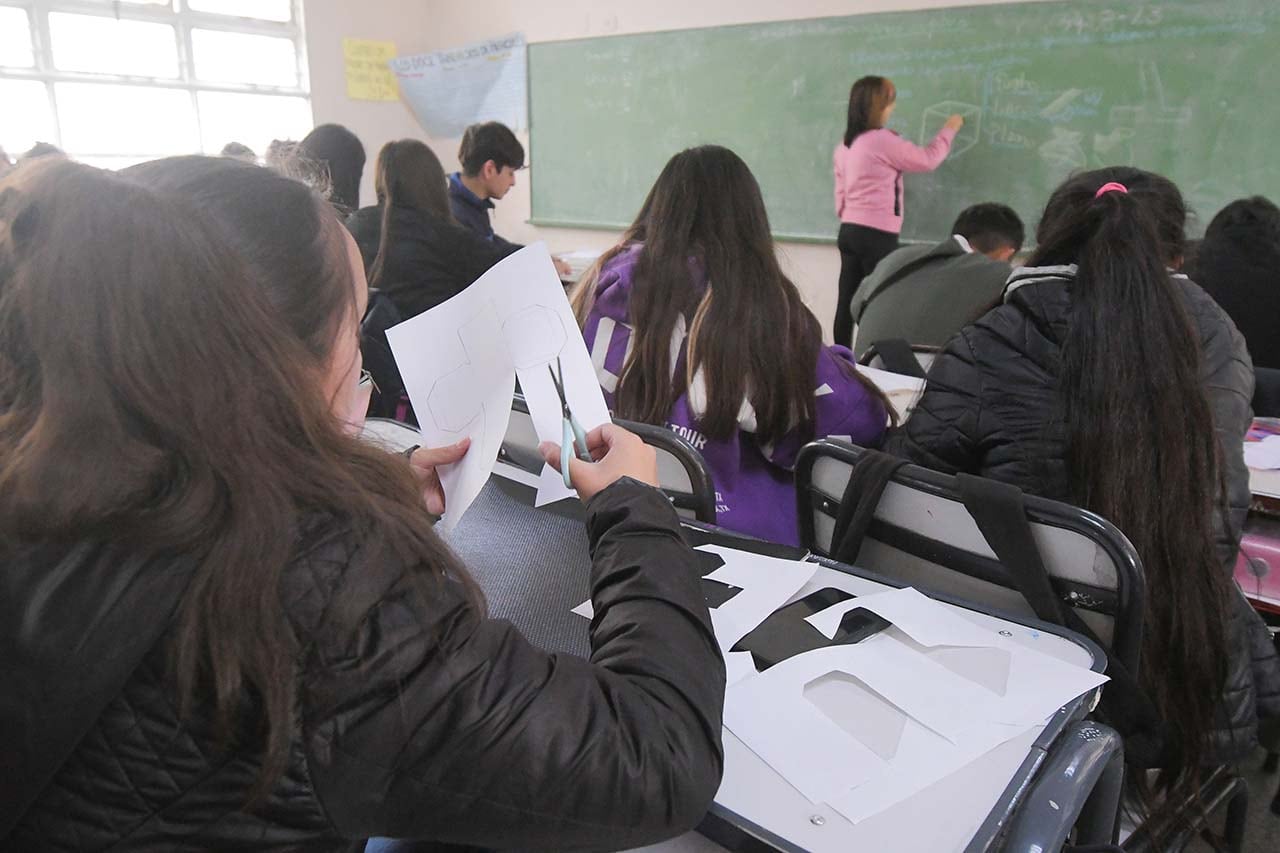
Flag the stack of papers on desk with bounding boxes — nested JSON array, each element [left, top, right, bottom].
[[1244, 434, 1280, 471], [722, 586, 1108, 825]]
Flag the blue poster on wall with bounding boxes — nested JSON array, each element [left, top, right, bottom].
[[390, 33, 527, 138]]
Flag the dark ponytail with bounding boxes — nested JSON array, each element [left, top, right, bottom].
[[1031, 168, 1232, 814]]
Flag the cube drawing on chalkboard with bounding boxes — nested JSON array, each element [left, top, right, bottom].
[[920, 101, 982, 158]]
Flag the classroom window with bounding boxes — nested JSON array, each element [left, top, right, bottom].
[[0, 7, 35, 68], [0, 0, 311, 164]]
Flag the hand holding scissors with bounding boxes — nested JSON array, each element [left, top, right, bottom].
[[548, 356, 592, 489]]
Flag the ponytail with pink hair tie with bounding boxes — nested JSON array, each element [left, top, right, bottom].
[[1094, 181, 1128, 198]]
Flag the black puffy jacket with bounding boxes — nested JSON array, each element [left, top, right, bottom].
[[345, 204, 515, 320], [897, 264, 1280, 763], [1, 480, 725, 851]]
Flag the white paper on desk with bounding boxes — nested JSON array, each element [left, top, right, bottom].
[[807, 588, 1108, 728], [724, 645, 887, 803], [388, 244, 610, 526], [698, 545, 818, 653], [1245, 435, 1280, 470], [830, 717, 1034, 827]]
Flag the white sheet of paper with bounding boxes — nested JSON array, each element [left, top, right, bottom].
[[388, 244, 609, 527], [807, 588, 1108, 728], [724, 645, 887, 803], [698, 545, 819, 653], [829, 715, 1031, 824], [1244, 434, 1280, 470], [725, 650, 758, 686], [803, 584, 1105, 732]]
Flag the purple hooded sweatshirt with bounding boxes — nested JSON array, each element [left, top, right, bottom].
[[582, 245, 889, 545]]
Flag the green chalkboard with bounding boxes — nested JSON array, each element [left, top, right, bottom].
[[528, 0, 1280, 243]]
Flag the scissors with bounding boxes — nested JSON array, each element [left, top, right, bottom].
[[548, 356, 592, 488]]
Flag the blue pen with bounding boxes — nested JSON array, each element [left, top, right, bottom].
[[548, 356, 591, 488]]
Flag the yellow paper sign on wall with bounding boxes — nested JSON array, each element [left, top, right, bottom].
[[343, 38, 399, 102]]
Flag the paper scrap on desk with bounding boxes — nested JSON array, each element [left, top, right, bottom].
[[698, 545, 818, 652], [1244, 434, 1280, 470], [387, 244, 609, 528], [725, 651, 758, 686]]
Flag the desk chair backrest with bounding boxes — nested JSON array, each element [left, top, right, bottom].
[[359, 417, 422, 453], [500, 394, 717, 523], [795, 439, 1145, 674], [859, 339, 938, 378], [1255, 366, 1280, 418]]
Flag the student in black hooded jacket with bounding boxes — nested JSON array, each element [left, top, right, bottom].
[[898, 167, 1279, 834]]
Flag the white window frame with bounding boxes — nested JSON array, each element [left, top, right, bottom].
[[0, 0, 311, 160]]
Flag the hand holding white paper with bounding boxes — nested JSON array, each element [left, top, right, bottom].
[[387, 243, 610, 528]]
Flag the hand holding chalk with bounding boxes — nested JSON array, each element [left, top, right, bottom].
[[944, 114, 965, 132]]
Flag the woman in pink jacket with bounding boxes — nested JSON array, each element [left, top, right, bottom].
[[833, 75, 964, 348]]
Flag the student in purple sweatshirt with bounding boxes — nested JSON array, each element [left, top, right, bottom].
[[833, 75, 964, 348], [572, 145, 894, 546]]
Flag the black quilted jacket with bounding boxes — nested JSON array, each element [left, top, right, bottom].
[[1, 480, 725, 851], [898, 265, 1280, 763]]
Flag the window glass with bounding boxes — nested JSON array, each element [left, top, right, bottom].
[[197, 91, 312, 159], [0, 8, 35, 68], [49, 12, 179, 78], [56, 83, 198, 156], [191, 28, 297, 87], [0, 79, 57, 156], [187, 0, 292, 22]]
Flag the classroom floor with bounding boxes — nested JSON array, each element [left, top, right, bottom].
[[1188, 746, 1279, 852]]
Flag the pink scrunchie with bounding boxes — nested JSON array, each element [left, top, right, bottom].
[[1095, 181, 1128, 198]]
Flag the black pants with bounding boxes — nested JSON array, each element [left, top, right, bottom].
[[834, 223, 899, 350]]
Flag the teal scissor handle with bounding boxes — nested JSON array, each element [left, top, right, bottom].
[[561, 415, 591, 489]]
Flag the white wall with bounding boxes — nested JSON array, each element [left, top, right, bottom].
[[303, 0, 1049, 340]]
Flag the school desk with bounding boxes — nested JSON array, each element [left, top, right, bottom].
[[443, 465, 1117, 853]]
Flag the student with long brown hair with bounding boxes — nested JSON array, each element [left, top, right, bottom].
[[574, 145, 893, 546], [346, 139, 513, 319], [833, 75, 964, 347], [899, 167, 1280, 828], [0, 158, 725, 849]]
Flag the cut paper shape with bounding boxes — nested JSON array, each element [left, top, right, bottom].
[[699, 545, 819, 653], [806, 587, 1108, 728], [924, 645, 1012, 697], [725, 650, 758, 687], [570, 544, 817, 656], [804, 671, 909, 762], [388, 244, 609, 526]]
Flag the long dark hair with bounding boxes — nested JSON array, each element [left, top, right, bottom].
[[297, 123, 366, 214], [1031, 167, 1231, 805], [0, 159, 479, 801], [843, 76, 895, 147], [369, 139, 452, 289], [573, 145, 893, 444]]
